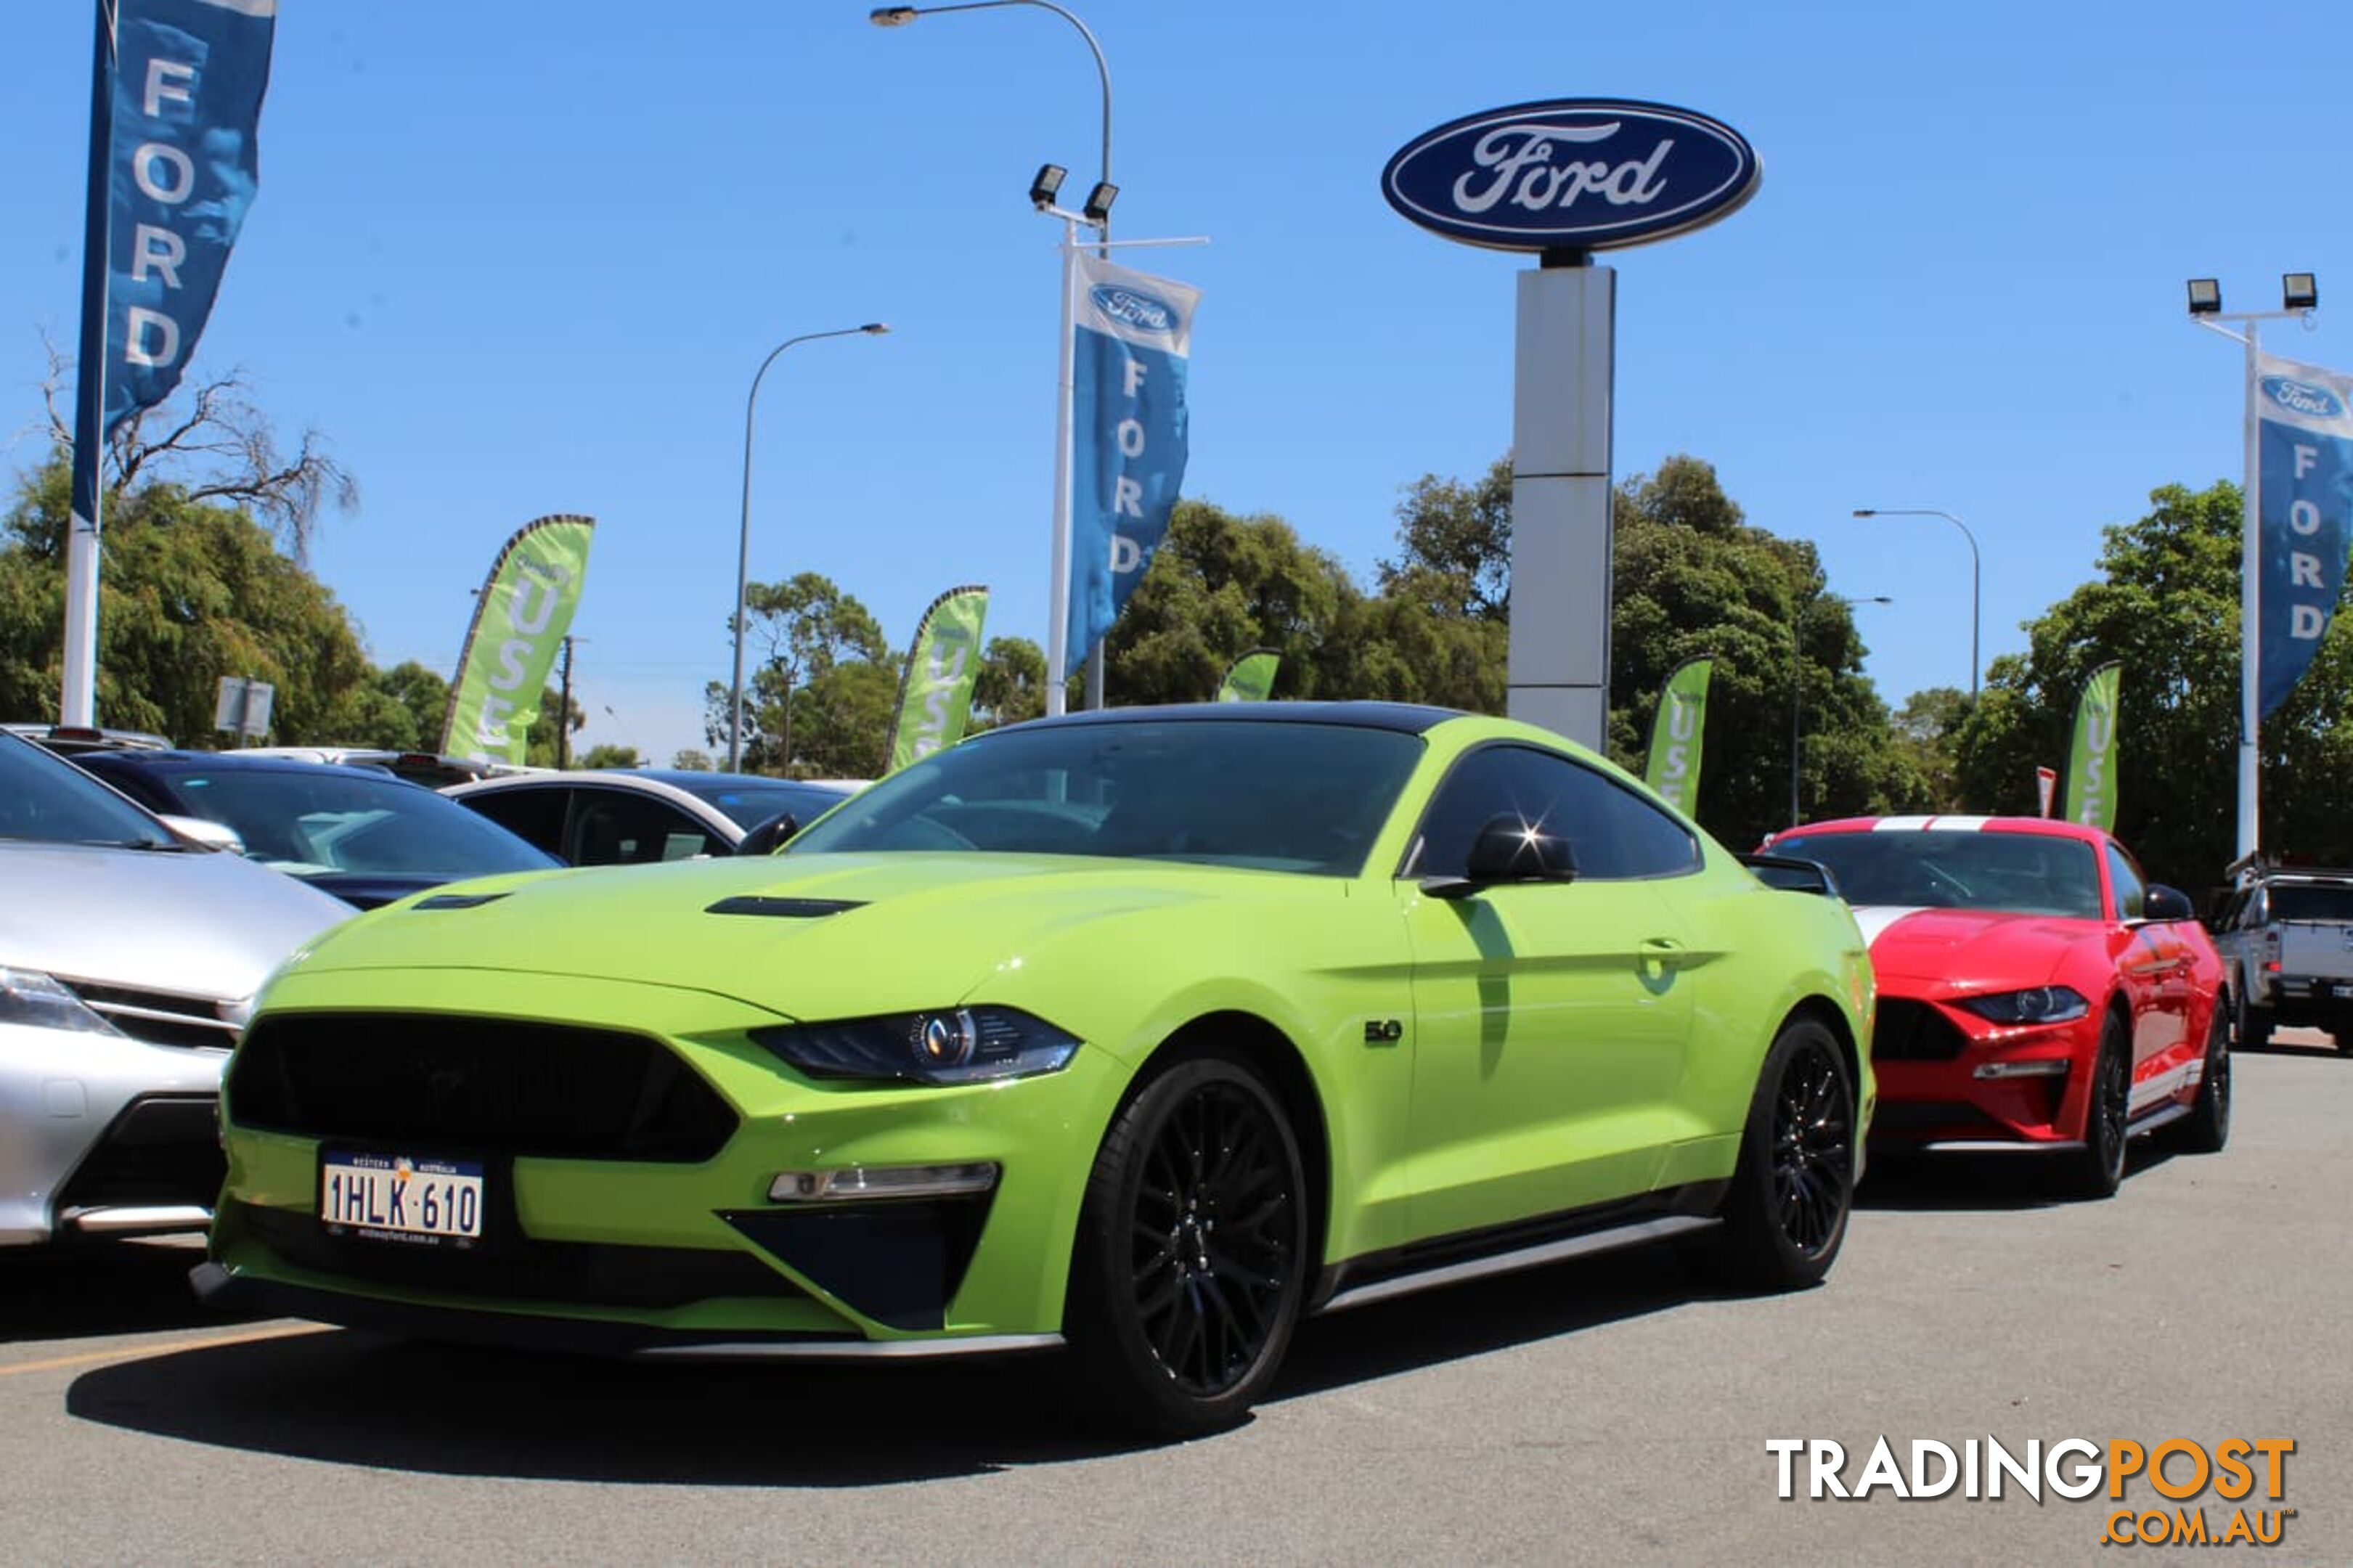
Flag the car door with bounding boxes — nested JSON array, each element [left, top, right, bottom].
[[453, 784, 574, 862], [2107, 842, 2193, 1107], [564, 788, 727, 865], [1397, 744, 1700, 1239]]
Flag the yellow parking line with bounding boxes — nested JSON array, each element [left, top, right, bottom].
[[0, 1322, 330, 1381]]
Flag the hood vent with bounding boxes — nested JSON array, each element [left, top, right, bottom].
[[706, 896, 866, 919], [412, 891, 512, 912]]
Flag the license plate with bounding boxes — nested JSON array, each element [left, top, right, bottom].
[[320, 1151, 485, 1243]]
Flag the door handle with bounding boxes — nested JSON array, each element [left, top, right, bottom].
[[1639, 936, 1687, 973]]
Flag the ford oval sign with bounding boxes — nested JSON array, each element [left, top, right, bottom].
[[1090, 284, 1177, 335], [2262, 374, 2346, 420], [1382, 99, 1760, 253]]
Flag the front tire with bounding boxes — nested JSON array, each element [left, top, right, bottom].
[[2174, 1000, 2231, 1154], [2064, 1012, 2131, 1199], [1703, 1017, 1854, 1290], [1064, 1048, 1310, 1438]]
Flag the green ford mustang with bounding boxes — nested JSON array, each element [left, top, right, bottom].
[[197, 703, 1875, 1434]]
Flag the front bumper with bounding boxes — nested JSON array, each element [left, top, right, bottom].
[[1867, 996, 2092, 1150], [209, 969, 1124, 1346]]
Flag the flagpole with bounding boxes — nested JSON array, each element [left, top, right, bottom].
[[2237, 322, 2261, 862], [62, 0, 118, 728], [1044, 216, 1077, 716]]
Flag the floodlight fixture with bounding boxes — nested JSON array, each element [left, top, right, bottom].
[[2283, 272, 2319, 311], [1081, 181, 1119, 225], [1029, 163, 1067, 210], [2185, 277, 2222, 316]]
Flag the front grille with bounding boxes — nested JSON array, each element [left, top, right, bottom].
[[235, 1201, 801, 1308], [1869, 1101, 2004, 1138], [65, 979, 240, 1050], [1873, 998, 1970, 1061], [227, 1013, 738, 1162], [54, 1094, 225, 1212]]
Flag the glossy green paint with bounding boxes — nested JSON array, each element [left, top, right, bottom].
[[214, 713, 1875, 1346]]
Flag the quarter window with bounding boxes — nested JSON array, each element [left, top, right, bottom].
[[1408, 746, 1700, 882]]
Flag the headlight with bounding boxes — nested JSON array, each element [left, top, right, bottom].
[[0, 968, 123, 1036], [753, 1006, 1080, 1086], [1957, 985, 2089, 1025]]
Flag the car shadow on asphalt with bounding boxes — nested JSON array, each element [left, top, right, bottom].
[[0, 1240, 246, 1344], [65, 1244, 1715, 1482], [1855, 1141, 2180, 1212]]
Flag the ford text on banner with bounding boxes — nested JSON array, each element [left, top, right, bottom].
[[1643, 658, 1712, 813], [2063, 661, 2121, 830], [887, 585, 990, 774], [105, 0, 276, 436], [440, 516, 595, 765], [2255, 352, 2353, 717], [1216, 650, 1279, 703], [1067, 254, 1199, 668]]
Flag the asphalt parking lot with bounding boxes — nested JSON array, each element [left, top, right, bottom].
[[3, 1033, 2346, 1565]]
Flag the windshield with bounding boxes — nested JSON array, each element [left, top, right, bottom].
[[788, 719, 1425, 875], [1773, 829, 2103, 918], [162, 767, 559, 878], [672, 777, 852, 830], [0, 735, 179, 849]]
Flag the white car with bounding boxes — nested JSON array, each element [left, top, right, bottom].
[[0, 731, 349, 1244], [444, 769, 855, 864]]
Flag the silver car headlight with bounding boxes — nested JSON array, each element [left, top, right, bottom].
[[0, 967, 123, 1036]]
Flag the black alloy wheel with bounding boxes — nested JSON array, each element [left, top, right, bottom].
[[1702, 1017, 1854, 1290], [2065, 1013, 2132, 1200], [2174, 1001, 2231, 1154], [1066, 1049, 1309, 1437]]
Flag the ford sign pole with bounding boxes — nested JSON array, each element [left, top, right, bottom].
[[1382, 102, 1760, 753], [62, 0, 118, 728], [1045, 215, 1078, 716]]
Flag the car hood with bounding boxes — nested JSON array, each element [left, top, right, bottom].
[[0, 841, 353, 1003], [1853, 905, 2087, 990], [288, 852, 1326, 1019]]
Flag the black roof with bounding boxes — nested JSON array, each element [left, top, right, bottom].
[[998, 701, 1462, 737]]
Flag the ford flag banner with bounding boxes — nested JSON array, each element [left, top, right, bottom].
[[2062, 661, 2121, 831], [886, 585, 990, 775], [1642, 658, 1712, 813], [1068, 253, 1199, 668], [104, 0, 276, 436], [440, 516, 595, 765], [2254, 351, 2353, 717]]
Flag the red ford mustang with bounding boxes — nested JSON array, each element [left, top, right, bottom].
[[1761, 816, 2229, 1196]]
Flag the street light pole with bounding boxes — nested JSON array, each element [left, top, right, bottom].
[[1790, 592, 1891, 827], [871, 0, 1113, 709], [729, 322, 889, 772], [1852, 507, 1980, 701]]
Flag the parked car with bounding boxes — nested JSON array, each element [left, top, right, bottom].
[[0, 730, 349, 1245], [69, 751, 561, 910], [198, 703, 1872, 1435], [444, 769, 855, 865], [238, 745, 533, 789], [2208, 862, 2353, 1052], [1763, 814, 2230, 1196]]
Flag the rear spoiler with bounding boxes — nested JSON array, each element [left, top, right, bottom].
[[1740, 853, 1840, 897]]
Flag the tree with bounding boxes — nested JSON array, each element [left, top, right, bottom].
[[971, 636, 1045, 732], [526, 687, 582, 768], [577, 743, 641, 769], [703, 573, 892, 774], [1891, 687, 1971, 814], [672, 747, 716, 771], [1952, 480, 2353, 888], [0, 457, 378, 742], [1377, 458, 1512, 622]]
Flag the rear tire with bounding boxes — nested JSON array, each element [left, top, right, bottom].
[[1063, 1048, 1310, 1439], [2063, 1013, 2131, 1200], [2174, 1001, 2230, 1154], [2235, 984, 2272, 1050], [1701, 1017, 1854, 1290]]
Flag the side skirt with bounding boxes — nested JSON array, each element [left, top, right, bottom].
[[1310, 1182, 1728, 1318]]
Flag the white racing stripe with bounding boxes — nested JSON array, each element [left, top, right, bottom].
[[1851, 906, 1930, 946]]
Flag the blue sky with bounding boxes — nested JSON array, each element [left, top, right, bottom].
[[6, 1, 2350, 764]]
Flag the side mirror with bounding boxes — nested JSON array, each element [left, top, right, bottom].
[[158, 813, 244, 854], [735, 812, 799, 857], [2142, 883, 2195, 923], [1422, 814, 1577, 899]]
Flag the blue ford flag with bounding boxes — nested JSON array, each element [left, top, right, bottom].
[[2255, 351, 2353, 717], [103, 0, 276, 436], [1068, 253, 1199, 666]]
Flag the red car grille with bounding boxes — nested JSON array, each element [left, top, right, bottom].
[[1873, 998, 1970, 1061]]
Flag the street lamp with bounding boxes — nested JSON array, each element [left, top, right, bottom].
[[870, 0, 1114, 712], [729, 322, 890, 772], [2185, 271, 2320, 861], [1790, 593, 1891, 828], [1851, 507, 1981, 701]]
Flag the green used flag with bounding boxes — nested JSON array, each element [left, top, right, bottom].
[[886, 585, 990, 774], [1216, 650, 1280, 703], [2062, 661, 2121, 830], [439, 515, 595, 764], [1643, 658, 1713, 814]]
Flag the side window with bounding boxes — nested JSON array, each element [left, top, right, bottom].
[[569, 789, 725, 865], [458, 787, 571, 860], [2105, 844, 2146, 921], [1408, 746, 1700, 882]]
